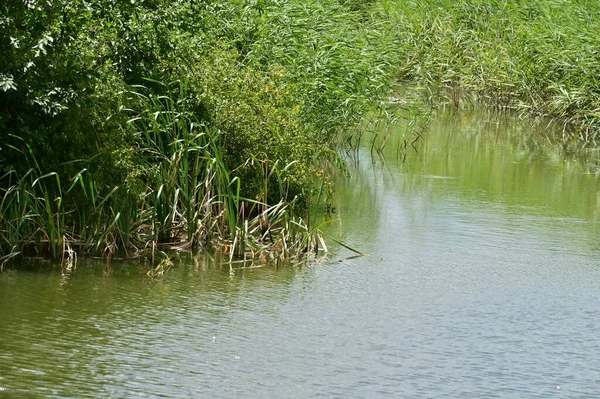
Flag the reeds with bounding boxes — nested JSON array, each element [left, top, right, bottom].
[[381, 0, 600, 140], [0, 82, 330, 270], [3, 0, 433, 270]]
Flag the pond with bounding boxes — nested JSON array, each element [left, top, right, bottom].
[[2, 109, 600, 398]]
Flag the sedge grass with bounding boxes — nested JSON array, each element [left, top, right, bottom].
[[378, 0, 600, 140], [0, 82, 331, 270], [1, 0, 439, 270]]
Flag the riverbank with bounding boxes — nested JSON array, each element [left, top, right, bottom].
[[3, 0, 600, 269], [1, 0, 401, 268]]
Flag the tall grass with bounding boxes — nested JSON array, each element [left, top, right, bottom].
[[2, 0, 415, 269], [0, 81, 333, 270], [9, 0, 600, 270], [380, 0, 600, 139]]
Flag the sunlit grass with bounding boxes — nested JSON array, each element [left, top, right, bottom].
[[0, 82, 333, 270], [383, 0, 600, 139]]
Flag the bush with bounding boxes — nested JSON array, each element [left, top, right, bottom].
[[0, 0, 402, 263]]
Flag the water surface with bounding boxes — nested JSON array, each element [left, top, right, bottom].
[[2, 110, 600, 398]]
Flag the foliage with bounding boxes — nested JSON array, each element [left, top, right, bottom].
[[0, 0, 403, 266], [6, 0, 600, 267], [382, 0, 600, 136]]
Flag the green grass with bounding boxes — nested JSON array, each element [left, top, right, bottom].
[[381, 0, 600, 138], [0, 81, 338, 269], [5, 0, 600, 269], [1, 0, 406, 268]]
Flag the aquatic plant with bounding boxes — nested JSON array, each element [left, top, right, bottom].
[[0, 82, 334, 269], [379, 0, 600, 140]]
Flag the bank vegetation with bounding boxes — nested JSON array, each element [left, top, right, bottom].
[[2, 0, 600, 269]]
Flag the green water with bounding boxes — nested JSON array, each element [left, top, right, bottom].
[[2, 109, 600, 398]]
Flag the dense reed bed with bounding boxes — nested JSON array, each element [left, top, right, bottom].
[[382, 0, 600, 139]]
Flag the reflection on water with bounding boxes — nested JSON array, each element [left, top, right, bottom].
[[2, 109, 600, 398]]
